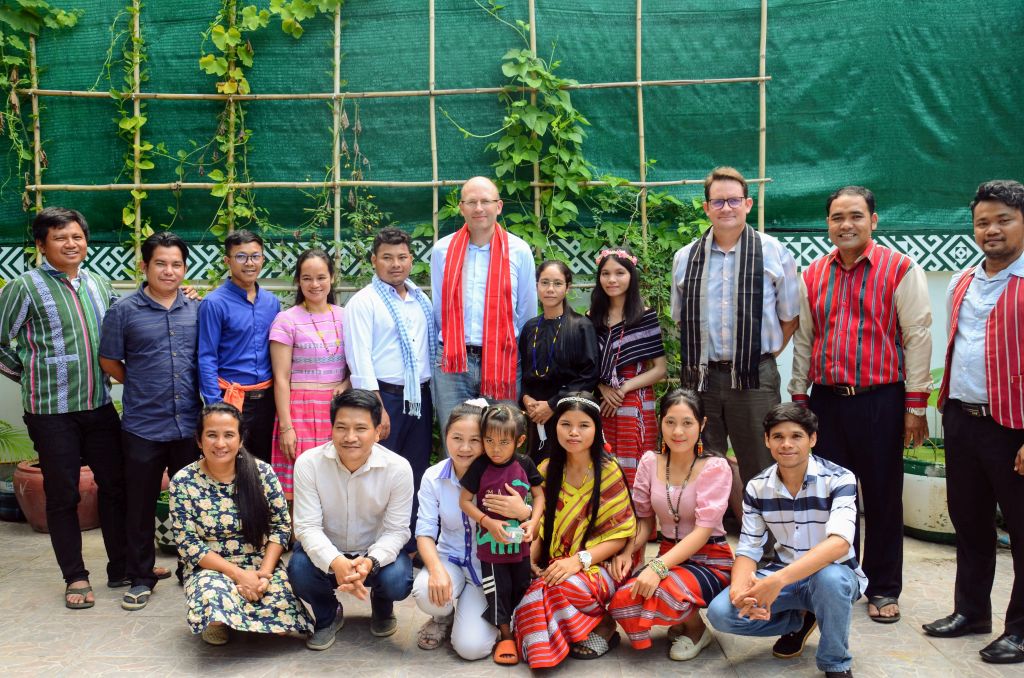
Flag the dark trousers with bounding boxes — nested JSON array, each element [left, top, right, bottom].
[[232, 388, 275, 463], [23, 403, 127, 585], [481, 558, 531, 627], [122, 431, 198, 589], [379, 383, 433, 553], [945, 401, 1024, 635], [810, 382, 904, 599]]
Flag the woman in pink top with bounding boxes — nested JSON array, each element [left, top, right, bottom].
[[607, 388, 734, 660], [269, 249, 349, 498]]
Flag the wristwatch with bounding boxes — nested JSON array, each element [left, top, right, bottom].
[[366, 555, 381, 577], [577, 550, 593, 570], [906, 407, 927, 417]]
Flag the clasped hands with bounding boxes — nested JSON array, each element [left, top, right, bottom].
[[522, 396, 553, 424], [331, 555, 374, 601], [598, 383, 626, 417], [730, 571, 784, 621], [531, 553, 583, 586], [232, 567, 271, 602]]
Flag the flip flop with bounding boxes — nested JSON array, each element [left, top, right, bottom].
[[121, 585, 152, 611], [65, 584, 95, 609], [569, 631, 621, 659], [868, 596, 901, 624], [492, 638, 519, 665], [153, 566, 172, 580]]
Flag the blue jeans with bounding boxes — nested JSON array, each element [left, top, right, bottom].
[[706, 564, 860, 673], [432, 348, 520, 440], [287, 543, 414, 630]]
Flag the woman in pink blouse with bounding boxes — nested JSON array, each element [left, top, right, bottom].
[[269, 249, 349, 499], [607, 389, 734, 661]]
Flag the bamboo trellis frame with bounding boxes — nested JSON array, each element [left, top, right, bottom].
[[22, 1, 771, 266]]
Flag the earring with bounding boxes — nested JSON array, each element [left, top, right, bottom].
[[661, 442, 667, 455], [696, 440, 704, 457]]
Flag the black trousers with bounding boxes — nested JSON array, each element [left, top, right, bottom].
[[810, 382, 905, 599], [378, 383, 433, 553], [231, 387, 275, 463], [23, 403, 127, 585], [122, 431, 198, 589], [945, 400, 1024, 635], [481, 558, 532, 627]]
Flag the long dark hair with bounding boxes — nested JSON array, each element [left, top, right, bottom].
[[540, 392, 609, 567], [293, 248, 337, 306], [658, 388, 705, 454], [588, 250, 644, 329], [196, 403, 272, 548], [535, 260, 592, 367]]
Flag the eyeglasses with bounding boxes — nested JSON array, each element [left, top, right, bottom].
[[231, 252, 264, 264], [459, 199, 500, 208], [538, 279, 566, 289], [707, 197, 747, 210]]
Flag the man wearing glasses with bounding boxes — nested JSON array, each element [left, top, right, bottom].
[[198, 229, 280, 462], [671, 166, 800, 526], [430, 176, 537, 434]]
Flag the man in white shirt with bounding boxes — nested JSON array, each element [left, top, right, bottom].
[[287, 389, 415, 650], [343, 227, 434, 553]]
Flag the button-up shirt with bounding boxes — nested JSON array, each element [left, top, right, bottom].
[[789, 241, 932, 408], [739, 454, 867, 595], [344, 280, 431, 390], [292, 441, 413, 572], [429, 229, 537, 344], [671, 230, 800, 359], [948, 252, 1024, 404], [99, 286, 201, 441], [0, 263, 117, 415], [197, 279, 279, 404], [415, 458, 481, 573]]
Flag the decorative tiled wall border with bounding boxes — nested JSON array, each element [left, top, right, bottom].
[[0, 233, 981, 283]]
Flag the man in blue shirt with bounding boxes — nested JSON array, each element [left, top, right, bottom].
[[100, 232, 201, 610], [706, 403, 865, 678], [197, 230, 279, 462], [430, 177, 537, 434]]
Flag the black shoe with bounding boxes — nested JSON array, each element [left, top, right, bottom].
[[922, 612, 992, 638], [979, 634, 1024, 664], [773, 612, 817, 659], [825, 671, 853, 677]]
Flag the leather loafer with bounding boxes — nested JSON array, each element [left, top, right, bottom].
[[979, 634, 1024, 664], [921, 612, 991, 638]]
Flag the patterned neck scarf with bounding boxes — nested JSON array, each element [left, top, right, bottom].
[[371, 275, 436, 417]]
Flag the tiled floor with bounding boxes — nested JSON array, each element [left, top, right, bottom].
[[0, 519, 1017, 677]]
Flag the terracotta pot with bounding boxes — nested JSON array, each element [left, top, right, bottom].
[[13, 461, 100, 533]]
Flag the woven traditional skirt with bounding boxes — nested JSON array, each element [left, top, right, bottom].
[[271, 388, 334, 497], [601, 363, 657, 488]]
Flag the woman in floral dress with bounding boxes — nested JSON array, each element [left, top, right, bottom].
[[170, 402, 312, 645]]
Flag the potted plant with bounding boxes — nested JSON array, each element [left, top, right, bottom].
[[0, 420, 34, 522], [902, 368, 954, 544]]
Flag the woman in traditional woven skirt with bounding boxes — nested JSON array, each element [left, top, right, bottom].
[[607, 389, 734, 660], [589, 248, 666, 487], [519, 260, 599, 463], [513, 393, 636, 668], [269, 249, 349, 499]]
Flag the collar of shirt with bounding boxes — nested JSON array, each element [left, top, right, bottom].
[[223, 277, 263, 303], [827, 238, 878, 269], [132, 284, 187, 312], [41, 261, 84, 288], [977, 250, 1024, 281], [767, 453, 818, 498], [322, 442, 390, 476]]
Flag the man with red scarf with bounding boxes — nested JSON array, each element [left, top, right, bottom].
[[430, 177, 537, 434]]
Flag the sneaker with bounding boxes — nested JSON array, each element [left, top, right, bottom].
[[370, 612, 398, 638], [307, 610, 346, 651], [201, 624, 229, 646], [825, 671, 853, 677], [773, 612, 817, 659]]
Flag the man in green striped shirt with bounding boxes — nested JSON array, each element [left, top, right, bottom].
[[0, 207, 127, 610]]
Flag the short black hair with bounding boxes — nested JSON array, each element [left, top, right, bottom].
[[372, 227, 411, 256], [763, 403, 818, 436], [141, 231, 188, 264], [970, 180, 1024, 218], [32, 207, 89, 244], [826, 185, 875, 216], [330, 388, 382, 428], [224, 229, 264, 255]]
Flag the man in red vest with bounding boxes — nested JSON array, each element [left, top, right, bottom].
[[923, 180, 1024, 665]]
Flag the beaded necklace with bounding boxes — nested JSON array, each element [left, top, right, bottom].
[[664, 446, 699, 540], [303, 302, 341, 357], [530, 314, 563, 378]]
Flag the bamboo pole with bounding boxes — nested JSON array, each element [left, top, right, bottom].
[[757, 0, 768, 233], [131, 0, 143, 266], [27, 177, 771, 192], [332, 7, 342, 270], [636, 0, 647, 251], [225, 0, 237, 232], [528, 0, 540, 226], [429, 0, 439, 242], [18, 76, 771, 102], [29, 37, 42, 265]]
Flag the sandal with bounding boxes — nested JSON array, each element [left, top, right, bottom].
[[492, 638, 519, 665], [153, 566, 172, 580], [202, 624, 230, 646], [867, 596, 901, 624], [568, 631, 620, 660], [121, 585, 152, 611], [416, 617, 452, 650], [64, 584, 95, 610]]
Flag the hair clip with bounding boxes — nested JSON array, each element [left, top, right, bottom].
[[464, 398, 489, 408], [556, 396, 600, 411], [595, 248, 638, 266]]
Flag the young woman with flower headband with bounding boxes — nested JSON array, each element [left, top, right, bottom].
[[606, 388, 734, 661], [518, 260, 600, 462], [269, 249, 350, 499], [588, 248, 667, 487]]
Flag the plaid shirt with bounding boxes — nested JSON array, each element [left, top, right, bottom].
[[0, 263, 117, 415]]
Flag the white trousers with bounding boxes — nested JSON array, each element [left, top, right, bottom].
[[412, 559, 497, 660]]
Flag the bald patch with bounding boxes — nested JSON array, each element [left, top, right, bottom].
[[461, 176, 499, 199]]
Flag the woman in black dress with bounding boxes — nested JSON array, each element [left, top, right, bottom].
[[518, 260, 599, 462]]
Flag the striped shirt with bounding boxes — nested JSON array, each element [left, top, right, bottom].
[[268, 304, 347, 386], [593, 308, 665, 385], [789, 241, 932, 409], [0, 263, 117, 415], [739, 454, 867, 595]]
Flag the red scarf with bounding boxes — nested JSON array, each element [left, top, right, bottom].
[[440, 223, 517, 399]]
